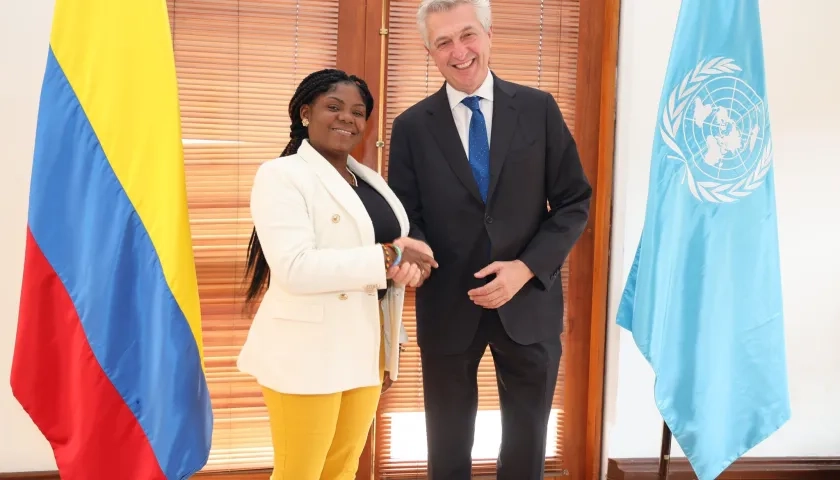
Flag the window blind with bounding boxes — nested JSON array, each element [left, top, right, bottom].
[[167, 0, 583, 474]]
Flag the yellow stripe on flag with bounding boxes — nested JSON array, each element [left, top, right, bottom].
[[49, 0, 204, 363]]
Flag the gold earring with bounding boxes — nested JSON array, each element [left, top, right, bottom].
[[302, 118, 309, 127]]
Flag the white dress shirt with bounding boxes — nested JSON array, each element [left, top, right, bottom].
[[445, 70, 494, 158]]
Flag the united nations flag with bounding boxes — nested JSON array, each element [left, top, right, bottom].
[[616, 1, 790, 479]]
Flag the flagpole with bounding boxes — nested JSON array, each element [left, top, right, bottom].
[[658, 421, 672, 479]]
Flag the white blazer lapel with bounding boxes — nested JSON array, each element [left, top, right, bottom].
[[298, 140, 375, 244], [349, 157, 411, 380]]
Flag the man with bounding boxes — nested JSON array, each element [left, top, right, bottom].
[[386, 0, 592, 479]]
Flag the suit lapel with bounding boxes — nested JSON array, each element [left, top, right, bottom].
[[424, 77, 519, 205], [425, 86, 484, 204], [298, 140, 375, 244], [350, 158, 410, 238], [487, 75, 518, 203]]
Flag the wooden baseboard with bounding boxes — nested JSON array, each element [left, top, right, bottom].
[[607, 457, 840, 480], [0, 469, 272, 480], [6, 459, 840, 480]]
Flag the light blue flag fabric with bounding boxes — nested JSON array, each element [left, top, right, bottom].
[[616, 1, 791, 479]]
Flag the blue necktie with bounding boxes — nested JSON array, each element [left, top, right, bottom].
[[462, 96, 490, 202]]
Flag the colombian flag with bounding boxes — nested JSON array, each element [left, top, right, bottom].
[[9, 1, 213, 478]]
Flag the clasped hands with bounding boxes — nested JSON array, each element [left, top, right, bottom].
[[386, 237, 535, 309], [386, 237, 438, 288]]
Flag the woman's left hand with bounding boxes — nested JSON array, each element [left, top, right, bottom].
[[381, 372, 393, 393]]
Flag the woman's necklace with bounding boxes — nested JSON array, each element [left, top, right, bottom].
[[346, 167, 358, 187]]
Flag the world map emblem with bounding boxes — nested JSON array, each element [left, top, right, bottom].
[[660, 57, 773, 203]]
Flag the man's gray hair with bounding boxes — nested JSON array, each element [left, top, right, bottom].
[[416, 0, 492, 48]]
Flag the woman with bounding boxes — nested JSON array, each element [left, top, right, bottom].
[[236, 69, 436, 480]]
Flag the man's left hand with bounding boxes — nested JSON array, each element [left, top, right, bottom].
[[468, 260, 534, 309]]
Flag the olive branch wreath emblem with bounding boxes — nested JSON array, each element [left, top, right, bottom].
[[659, 57, 773, 203]]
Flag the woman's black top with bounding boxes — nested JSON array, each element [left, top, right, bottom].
[[352, 176, 400, 299]]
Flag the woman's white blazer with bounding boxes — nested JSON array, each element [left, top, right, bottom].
[[236, 139, 410, 395]]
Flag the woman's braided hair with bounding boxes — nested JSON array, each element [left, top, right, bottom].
[[243, 69, 375, 305]]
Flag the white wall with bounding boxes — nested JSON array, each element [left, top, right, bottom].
[[603, 0, 840, 468], [1, 0, 838, 475], [0, 0, 58, 473]]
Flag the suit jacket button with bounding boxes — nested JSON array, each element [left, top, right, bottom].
[[332, 214, 341, 223], [338, 293, 348, 300], [365, 284, 376, 295], [485, 215, 493, 224]]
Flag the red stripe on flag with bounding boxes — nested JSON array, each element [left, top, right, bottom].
[[10, 228, 165, 479]]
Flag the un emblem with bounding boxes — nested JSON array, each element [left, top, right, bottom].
[[660, 57, 773, 203]]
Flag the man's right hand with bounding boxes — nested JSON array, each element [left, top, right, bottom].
[[387, 238, 438, 287], [394, 236, 434, 258], [394, 237, 437, 282]]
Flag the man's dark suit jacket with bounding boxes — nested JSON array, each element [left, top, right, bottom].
[[387, 72, 592, 355]]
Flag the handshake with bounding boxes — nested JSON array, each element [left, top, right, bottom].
[[383, 237, 438, 288]]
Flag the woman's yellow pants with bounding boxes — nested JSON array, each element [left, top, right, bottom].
[[262, 307, 385, 480]]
